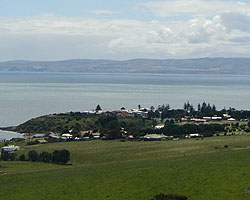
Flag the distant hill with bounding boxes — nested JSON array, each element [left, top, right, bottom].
[[0, 57, 250, 74]]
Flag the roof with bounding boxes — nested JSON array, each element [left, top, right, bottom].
[[144, 134, 168, 139], [62, 133, 73, 137], [112, 110, 129, 115], [80, 130, 93, 134], [155, 125, 164, 129]]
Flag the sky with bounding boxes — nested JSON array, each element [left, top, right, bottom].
[[1, 0, 250, 61]]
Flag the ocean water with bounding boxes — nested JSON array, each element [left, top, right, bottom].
[[0, 72, 250, 139]]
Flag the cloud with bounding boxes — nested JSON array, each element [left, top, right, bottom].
[[219, 12, 250, 32], [1, 12, 250, 61], [139, 0, 250, 17], [89, 10, 119, 15]]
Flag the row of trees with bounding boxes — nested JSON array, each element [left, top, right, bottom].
[[95, 114, 226, 138], [146, 101, 250, 120], [1, 149, 70, 165]]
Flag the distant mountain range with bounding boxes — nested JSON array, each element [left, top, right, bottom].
[[0, 57, 250, 74]]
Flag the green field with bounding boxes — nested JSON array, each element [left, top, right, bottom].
[[1, 136, 250, 199]]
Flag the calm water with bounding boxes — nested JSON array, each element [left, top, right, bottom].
[[0, 72, 250, 139]]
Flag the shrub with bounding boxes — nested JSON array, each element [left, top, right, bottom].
[[52, 149, 70, 165], [19, 154, 26, 161], [9, 153, 17, 161], [150, 193, 188, 200], [28, 150, 39, 162], [1, 151, 9, 161], [39, 152, 52, 163]]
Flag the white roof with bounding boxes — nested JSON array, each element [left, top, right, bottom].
[[155, 125, 164, 129], [62, 134, 73, 137], [144, 134, 168, 139]]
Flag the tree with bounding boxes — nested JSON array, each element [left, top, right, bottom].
[[201, 101, 207, 113], [39, 152, 52, 163], [212, 104, 216, 113], [95, 104, 102, 111], [28, 150, 39, 162], [9, 153, 17, 161], [198, 103, 201, 112], [52, 149, 70, 165], [152, 120, 157, 127], [19, 154, 26, 161], [1, 151, 9, 161]]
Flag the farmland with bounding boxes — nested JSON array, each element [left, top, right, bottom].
[[1, 136, 250, 199]]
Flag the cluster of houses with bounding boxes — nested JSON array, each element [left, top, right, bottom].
[[83, 107, 151, 118], [182, 114, 236, 123], [48, 130, 102, 142], [2, 108, 244, 147]]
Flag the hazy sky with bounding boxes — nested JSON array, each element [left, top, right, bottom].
[[1, 0, 250, 61]]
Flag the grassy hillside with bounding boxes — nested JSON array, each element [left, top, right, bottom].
[[14, 112, 151, 135], [1, 136, 250, 199]]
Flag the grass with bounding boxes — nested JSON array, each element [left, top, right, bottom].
[[1, 136, 250, 199]]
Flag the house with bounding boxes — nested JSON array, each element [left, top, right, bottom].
[[33, 134, 46, 138], [61, 133, 73, 139], [37, 139, 48, 144], [143, 134, 168, 141], [133, 110, 148, 118], [80, 130, 93, 137], [154, 125, 164, 129], [48, 134, 61, 142], [211, 116, 222, 120], [128, 135, 134, 139], [112, 110, 129, 116], [191, 118, 207, 122], [92, 132, 101, 139], [223, 114, 231, 118], [24, 133, 33, 138], [186, 133, 202, 138], [2, 145, 20, 152]]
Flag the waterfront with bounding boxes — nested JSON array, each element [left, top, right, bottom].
[[0, 72, 250, 138]]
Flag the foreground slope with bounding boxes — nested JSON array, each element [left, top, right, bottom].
[[1, 136, 250, 199]]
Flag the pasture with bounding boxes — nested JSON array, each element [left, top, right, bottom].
[[1, 136, 250, 199]]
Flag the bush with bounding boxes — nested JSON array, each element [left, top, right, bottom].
[[9, 153, 17, 161], [19, 154, 26, 161], [150, 193, 188, 200], [1, 151, 9, 161], [39, 152, 52, 163], [28, 150, 39, 162], [52, 149, 70, 165]]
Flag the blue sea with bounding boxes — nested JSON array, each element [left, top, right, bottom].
[[0, 72, 250, 139]]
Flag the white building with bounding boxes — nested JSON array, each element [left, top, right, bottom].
[[2, 145, 20, 152]]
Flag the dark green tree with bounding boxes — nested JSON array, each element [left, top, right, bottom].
[[39, 152, 52, 163], [9, 153, 17, 161], [95, 105, 102, 111], [52, 149, 70, 165], [1, 151, 9, 161], [19, 154, 26, 161], [28, 150, 39, 162]]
